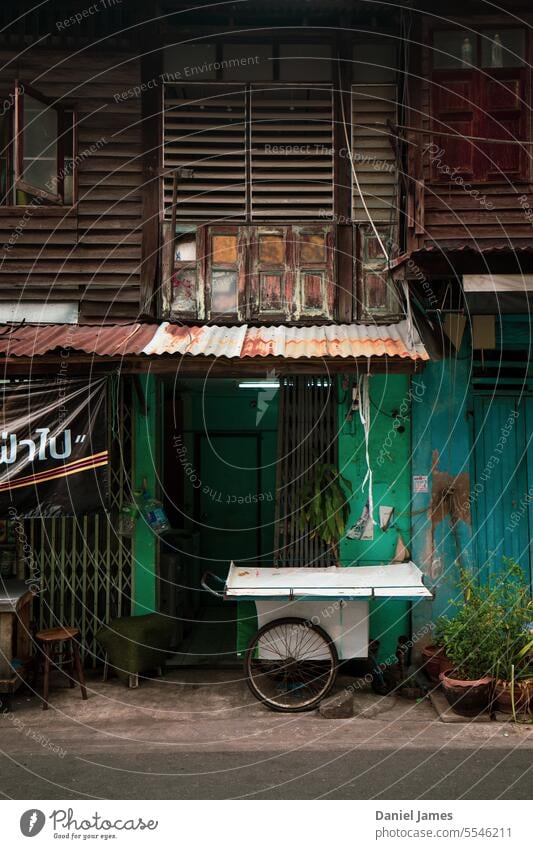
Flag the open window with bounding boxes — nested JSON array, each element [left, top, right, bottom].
[[11, 81, 76, 205]]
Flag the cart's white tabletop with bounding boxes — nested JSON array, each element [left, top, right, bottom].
[[225, 562, 432, 600]]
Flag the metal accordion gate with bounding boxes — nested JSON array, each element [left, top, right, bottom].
[[24, 377, 134, 666], [274, 376, 338, 567]]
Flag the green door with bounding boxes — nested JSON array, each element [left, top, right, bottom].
[[197, 433, 262, 581]]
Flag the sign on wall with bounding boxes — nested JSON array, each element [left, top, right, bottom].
[[413, 475, 429, 494], [0, 377, 109, 517]]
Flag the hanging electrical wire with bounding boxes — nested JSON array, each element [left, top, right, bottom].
[[358, 374, 375, 525], [337, 50, 416, 350]]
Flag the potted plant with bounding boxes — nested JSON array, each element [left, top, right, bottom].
[[490, 560, 533, 717], [438, 570, 501, 716], [420, 619, 452, 683], [298, 463, 351, 565]]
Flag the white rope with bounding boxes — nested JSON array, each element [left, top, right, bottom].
[[358, 375, 375, 525]]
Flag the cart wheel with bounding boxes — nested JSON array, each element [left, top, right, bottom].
[[244, 617, 338, 712]]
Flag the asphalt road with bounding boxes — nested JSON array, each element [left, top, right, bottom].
[[1, 747, 532, 799]]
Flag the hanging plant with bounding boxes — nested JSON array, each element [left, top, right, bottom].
[[298, 463, 352, 564]]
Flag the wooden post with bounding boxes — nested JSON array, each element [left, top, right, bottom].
[[139, 32, 162, 317], [334, 39, 354, 322]]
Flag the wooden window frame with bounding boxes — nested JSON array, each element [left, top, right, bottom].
[[205, 225, 247, 321], [0, 95, 14, 206], [13, 80, 76, 205], [164, 222, 335, 322], [293, 224, 334, 319], [250, 226, 293, 320], [357, 224, 402, 321]]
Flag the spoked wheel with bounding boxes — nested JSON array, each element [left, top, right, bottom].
[[244, 617, 338, 712]]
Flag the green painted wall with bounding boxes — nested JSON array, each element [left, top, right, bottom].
[[338, 374, 416, 662], [132, 373, 158, 615]]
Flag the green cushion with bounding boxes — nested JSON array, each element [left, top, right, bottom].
[[96, 613, 175, 683]]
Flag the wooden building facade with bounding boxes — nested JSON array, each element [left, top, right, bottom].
[[1, 1, 532, 665]]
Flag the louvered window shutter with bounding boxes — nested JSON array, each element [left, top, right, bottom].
[[163, 83, 247, 221], [250, 85, 334, 219], [352, 83, 398, 222]]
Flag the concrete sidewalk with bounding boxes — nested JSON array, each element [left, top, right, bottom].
[[1, 669, 531, 756]]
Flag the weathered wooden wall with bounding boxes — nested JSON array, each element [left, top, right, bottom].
[[407, 15, 533, 252], [0, 49, 144, 319]]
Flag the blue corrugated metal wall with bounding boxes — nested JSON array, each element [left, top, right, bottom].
[[411, 338, 474, 648]]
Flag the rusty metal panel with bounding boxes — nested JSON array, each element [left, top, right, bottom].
[[0, 320, 428, 361], [144, 320, 428, 360], [0, 323, 156, 357]]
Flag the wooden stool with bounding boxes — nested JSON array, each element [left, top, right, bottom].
[[34, 627, 88, 710]]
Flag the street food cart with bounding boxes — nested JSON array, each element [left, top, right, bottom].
[[203, 562, 432, 711]]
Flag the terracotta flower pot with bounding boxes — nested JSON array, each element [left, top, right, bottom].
[[421, 645, 444, 682], [421, 645, 453, 683], [439, 669, 493, 717], [492, 679, 533, 715]]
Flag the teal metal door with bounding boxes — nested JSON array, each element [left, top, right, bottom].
[[473, 395, 532, 589]]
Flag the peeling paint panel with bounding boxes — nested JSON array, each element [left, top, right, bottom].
[[411, 349, 474, 648]]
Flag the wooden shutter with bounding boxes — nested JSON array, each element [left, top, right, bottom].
[[478, 70, 525, 180], [352, 83, 398, 222], [163, 83, 247, 221], [358, 226, 401, 320], [250, 224, 334, 320], [293, 224, 334, 319], [431, 72, 476, 178], [250, 85, 334, 219], [250, 226, 294, 320], [205, 225, 246, 320]]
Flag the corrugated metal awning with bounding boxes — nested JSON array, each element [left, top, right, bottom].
[[0, 320, 428, 361], [0, 323, 156, 358], [143, 321, 428, 360]]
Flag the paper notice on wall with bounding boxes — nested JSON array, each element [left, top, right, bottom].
[[346, 500, 374, 540], [379, 506, 394, 531], [413, 475, 429, 493]]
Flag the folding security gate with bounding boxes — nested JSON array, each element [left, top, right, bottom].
[[25, 378, 134, 665]]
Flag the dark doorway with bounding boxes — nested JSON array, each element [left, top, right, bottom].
[[160, 378, 279, 667]]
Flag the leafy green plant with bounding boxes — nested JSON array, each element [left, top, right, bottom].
[[439, 569, 504, 680], [491, 559, 533, 683], [439, 561, 533, 683], [298, 463, 351, 564]]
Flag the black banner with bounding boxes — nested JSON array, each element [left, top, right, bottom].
[[0, 377, 109, 517]]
